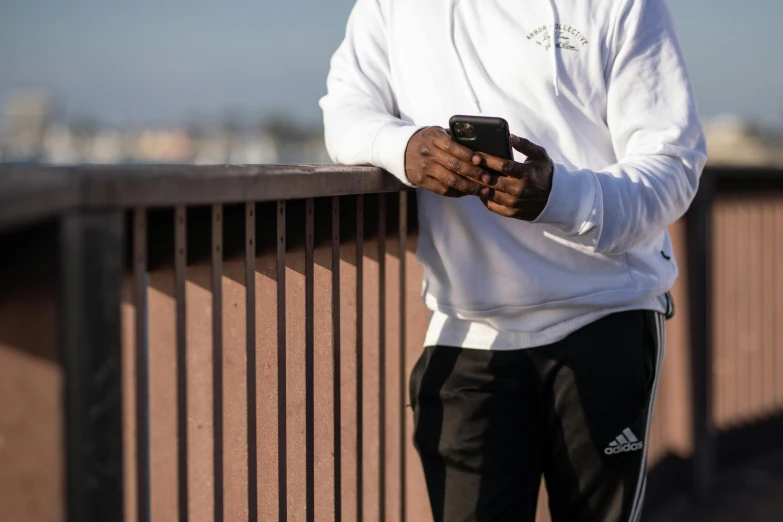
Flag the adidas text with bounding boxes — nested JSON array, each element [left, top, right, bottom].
[[604, 441, 644, 455]]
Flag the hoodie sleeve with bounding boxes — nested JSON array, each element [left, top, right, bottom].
[[319, 0, 423, 186], [532, 0, 707, 255]]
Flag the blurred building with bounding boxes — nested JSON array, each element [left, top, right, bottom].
[[0, 92, 52, 163], [191, 128, 279, 165], [41, 123, 78, 164], [705, 115, 783, 167], [0, 90, 330, 166], [17, 90, 783, 169]]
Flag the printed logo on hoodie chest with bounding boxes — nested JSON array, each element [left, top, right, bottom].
[[527, 23, 589, 51]]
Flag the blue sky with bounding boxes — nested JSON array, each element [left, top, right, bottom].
[[1, 0, 781, 127]]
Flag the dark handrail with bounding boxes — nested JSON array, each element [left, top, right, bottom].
[[4, 164, 783, 232], [0, 164, 407, 230]]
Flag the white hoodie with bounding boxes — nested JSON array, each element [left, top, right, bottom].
[[321, 0, 707, 349]]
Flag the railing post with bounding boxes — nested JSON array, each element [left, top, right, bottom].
[[60, 210, 125, 522], [687, 174, 716, 498], [398, 191, 408, 522]]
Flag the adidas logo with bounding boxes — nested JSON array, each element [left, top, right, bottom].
[[604, 428, 644, 455]]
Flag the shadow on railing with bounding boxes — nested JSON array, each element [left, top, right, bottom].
[[1, 165, 783, 522]]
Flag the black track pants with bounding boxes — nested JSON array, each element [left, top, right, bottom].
[[410, 310, 666, 522]]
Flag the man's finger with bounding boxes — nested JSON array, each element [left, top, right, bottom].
[[430, 148, 491, 182], [477, 152, 520, 177], [431, 132, 482, 166], [483, 199, 518, 218], [420, 176, 469, 198], [510, 135, 548, 160], [482, 199, 541, 219], [427, 163, 490, 196], [477, 152, 527, 178], [484, 188, 545, 210], [480, 174, 528, 198], [483, 188, 521, 208]]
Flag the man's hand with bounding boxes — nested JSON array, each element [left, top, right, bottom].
[[477, 135, 554, 221], [405, 127, 492, 198]]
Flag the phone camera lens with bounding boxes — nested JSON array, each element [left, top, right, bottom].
[[454, 122, 476, 139]]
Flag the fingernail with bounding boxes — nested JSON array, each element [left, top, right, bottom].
[[480, 187, 490, 197], [473, 155, 481, 165], [481, 174, 491, 184], [510, 135, 519, 143]]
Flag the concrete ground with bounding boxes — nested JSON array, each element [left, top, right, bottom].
[[646, 450, 783, 522]]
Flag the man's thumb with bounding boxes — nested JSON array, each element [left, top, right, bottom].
[[511, 135, 547, 160]]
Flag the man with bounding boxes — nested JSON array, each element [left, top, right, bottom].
[[321, 0, 706, 520]]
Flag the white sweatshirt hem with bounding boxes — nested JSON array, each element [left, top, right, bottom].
[[424, 294, 667, 350], [423, 284, 672, 320]]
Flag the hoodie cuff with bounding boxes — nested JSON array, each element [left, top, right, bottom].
[[532, 162, 597, 235], [372, 122, 425, 187]]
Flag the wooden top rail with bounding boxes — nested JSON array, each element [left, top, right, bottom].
[[2, 164, 782, 232], [0, 164, 407, 231]]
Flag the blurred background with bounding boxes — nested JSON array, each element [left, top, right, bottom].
[[1, 0, 782, 167], [2, 2, 783, 522]]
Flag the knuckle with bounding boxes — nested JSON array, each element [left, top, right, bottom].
[[418, 144, 431, 156], [445, 176, 460, 188], [420, 161, 431, 172], [438, 185, 449, 195], [448, 158, 461, 171], [442, 139, 453, 151], [500, 161, 513, 174]]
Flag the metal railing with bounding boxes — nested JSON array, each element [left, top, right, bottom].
[[1, 165, 783, 522]]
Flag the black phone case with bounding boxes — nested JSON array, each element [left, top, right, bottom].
[[449, 115, 514, 162]]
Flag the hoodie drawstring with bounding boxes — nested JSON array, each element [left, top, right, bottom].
[[548, 0, 560, 96], [450, 0, 482, 111]]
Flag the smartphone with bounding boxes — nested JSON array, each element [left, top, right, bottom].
[[448, 115, 513, 167]]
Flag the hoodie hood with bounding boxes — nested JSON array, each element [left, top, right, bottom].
[[547, 0, 561, 96]]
